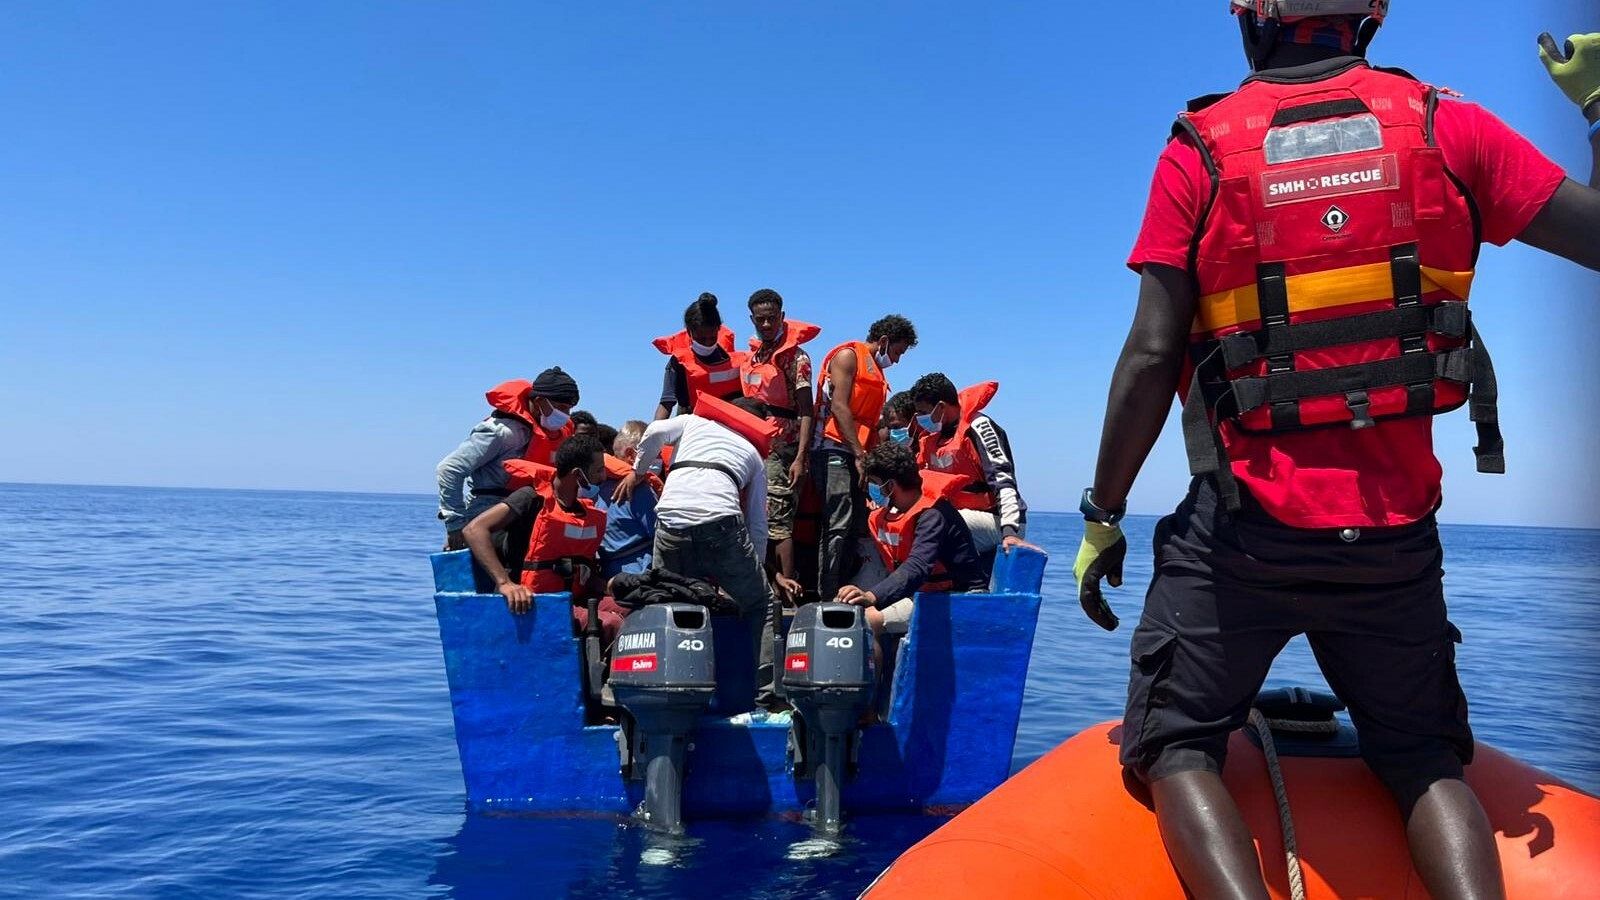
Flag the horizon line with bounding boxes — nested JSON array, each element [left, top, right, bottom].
[[3, 480, 1596, 533]]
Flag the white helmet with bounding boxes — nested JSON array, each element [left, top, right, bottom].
[[1229, 0, 1387, 23]]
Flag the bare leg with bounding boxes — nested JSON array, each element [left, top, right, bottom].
[[1404, 778, 1506, 900], [864, 606, 885, 674], [1150, 770, 1271, 900]]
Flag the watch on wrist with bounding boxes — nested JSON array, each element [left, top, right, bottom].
[[1080, 488, 1127, 526]]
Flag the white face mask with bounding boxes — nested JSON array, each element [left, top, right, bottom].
[[539, 403, 570, 431], [874, 347, 893, 369], [690, 339, 720, 357]]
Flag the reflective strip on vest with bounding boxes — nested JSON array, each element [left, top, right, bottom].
[[707, 368, 739, 384], [563, 524, 598, 541], [1195, 262, 1476, 335]]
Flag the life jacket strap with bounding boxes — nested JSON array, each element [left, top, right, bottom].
[[668, 459, 745, 488]]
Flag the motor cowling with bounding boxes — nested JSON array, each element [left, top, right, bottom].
[[782, 602, 875, 834], [609, 603, 716, 833]]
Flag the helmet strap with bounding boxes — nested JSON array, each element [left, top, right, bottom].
[[1352, 17, 1381, 57], [1238, 10, 1282, 72]]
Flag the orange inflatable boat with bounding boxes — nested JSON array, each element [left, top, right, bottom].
[[866, 696, 1600, 899]]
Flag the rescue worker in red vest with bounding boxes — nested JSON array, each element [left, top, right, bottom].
[[436, 367, 580, 550], [812, 314, 918, 602], [653, 293, 746, 420], [614, 393, 784, 707], [1074, 5, 1600, 899], [740, 288, 819, 603], [460, 435, 628, 645], [836, 443, 987, 639], [908, 373, 1030, 558]]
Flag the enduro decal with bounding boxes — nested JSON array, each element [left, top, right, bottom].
[[785, 653, 809, 672], [1261, 154, 1400, 207], [612, 653, 658, 673]]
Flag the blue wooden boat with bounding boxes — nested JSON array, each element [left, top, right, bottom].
[[430, 547, 1046, 819]]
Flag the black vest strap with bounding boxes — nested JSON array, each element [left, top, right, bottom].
[[1255, 262, 1301, 430], [1216, 302, 1468, 370], [1181, 348, 1243, 512], [1230, 348, 1471, 414], [1467, 324, 1504, 474], [668, 459, 745, 488]]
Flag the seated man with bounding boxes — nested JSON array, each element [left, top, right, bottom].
[[909, 372, 1028, 556], [879, 390, 919, 448], [460, 434, 627, 645], [596, 420, 659, 579], [836, 443, 988, 635]]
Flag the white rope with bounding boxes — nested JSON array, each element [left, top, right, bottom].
[[1247, 708, 1307, 900]]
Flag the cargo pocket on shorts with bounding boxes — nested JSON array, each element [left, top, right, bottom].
[[1125, 624, 1181, 766]]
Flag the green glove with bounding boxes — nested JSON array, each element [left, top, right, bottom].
[[1539, 32, 1600, 112], [1074, 521, 1127, 632]]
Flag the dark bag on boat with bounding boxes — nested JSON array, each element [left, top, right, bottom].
[[610, 569, 739, 615]]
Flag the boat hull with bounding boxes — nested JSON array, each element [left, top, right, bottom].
[[431, 547, 1046, 817]]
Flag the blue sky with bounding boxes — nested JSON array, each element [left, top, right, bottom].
[[2, 2, 1596, 526]]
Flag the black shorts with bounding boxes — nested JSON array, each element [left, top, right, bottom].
[[1120, 478, 1473, 812]]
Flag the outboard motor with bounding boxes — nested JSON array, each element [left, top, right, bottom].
[[609, 603, 716, 834], [782, 602, 875, 834]]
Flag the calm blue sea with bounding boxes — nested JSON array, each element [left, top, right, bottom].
[[2, 482, 1597, 899]]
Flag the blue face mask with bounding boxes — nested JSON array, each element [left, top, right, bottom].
[[577, 474, 600, 500], [915, 411, 938, 433], [540, 404, 571, 431], [888, 426, 911, 446], [866, 481, 888, 508]]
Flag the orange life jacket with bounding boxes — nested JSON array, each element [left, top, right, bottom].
[[868, 471, 966, 593], [603, 453, 662, 495], [693, 391, 781, 459], [520, 484, 606, 594], [741, 319, 822, 427], [917, 381, 1000, 512], [485, 379, 575, 467], [817, 340, 890, 450], [653, 326, 747, 411]]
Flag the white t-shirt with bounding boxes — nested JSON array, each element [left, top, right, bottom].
[[634, 415, 768, 549]]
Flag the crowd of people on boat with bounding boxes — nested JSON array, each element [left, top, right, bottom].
[[435, 288, 1038, 706]]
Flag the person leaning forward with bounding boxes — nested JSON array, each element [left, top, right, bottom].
[[811, 314, 918, 603], [1074, 5, 1600, 899], [614, 395, 780, 706], [460, 434, 627, 645], [435, 367, 579, 550], [836, 443, 987, 638]]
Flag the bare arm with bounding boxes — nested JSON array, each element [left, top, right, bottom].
[[1516, 106, 1600, 271], [1090, 264, 1198, 511], [827, 347, 863, 456]]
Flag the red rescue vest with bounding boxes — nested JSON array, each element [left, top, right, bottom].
[[917, 381, 1000, 513], [654, 326, 747, 411], [741, 319, 821, 428], [817, 341, 890, 450], [1178, 59, 1501, 511], [520, 484, 606, 594], [693, 391, 781, 459], [868, 471, 966, 594]]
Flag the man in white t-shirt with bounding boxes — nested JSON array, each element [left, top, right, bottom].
[[614, 396, 778, 706]]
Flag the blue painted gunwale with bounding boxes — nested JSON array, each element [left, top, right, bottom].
[[431, 547, 1046, 817]]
